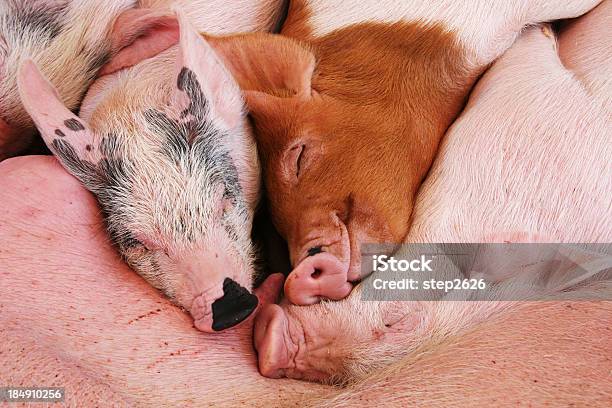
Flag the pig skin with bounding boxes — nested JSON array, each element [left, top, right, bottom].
[[306, 298, 612, 407], [17, 2, 287, 333], [1, 156, 610, 407], [0, 0, 285, 159], [252, 21, 612, 384], [557, 0, 612, 115]]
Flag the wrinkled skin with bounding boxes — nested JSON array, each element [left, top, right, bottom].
[[252, 20, 612, 383], [1, 156, 611, 407]]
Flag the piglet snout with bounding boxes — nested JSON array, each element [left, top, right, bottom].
[[211, 278, 259, 331], [284, 253, 352, 305], [192, 278, 258, 333]]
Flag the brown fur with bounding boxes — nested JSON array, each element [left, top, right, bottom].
[[281, 0, 314, 40], [209, 22, 473, 268]]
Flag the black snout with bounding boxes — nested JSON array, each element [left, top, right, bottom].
[[211, 278, 258, 331], [307, 246, 323, 257]]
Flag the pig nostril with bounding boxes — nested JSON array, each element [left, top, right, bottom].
[[307, 246, 323, 257], [311, 269, 322, 279]]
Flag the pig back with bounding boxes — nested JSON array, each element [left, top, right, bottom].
[[407, 25, 612, 244]]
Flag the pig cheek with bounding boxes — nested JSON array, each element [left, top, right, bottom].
[[125, 248, 186, 306]]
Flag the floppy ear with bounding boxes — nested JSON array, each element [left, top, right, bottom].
[[18, 60, 102, 187], [100, 8, 179, 76], [207, 33, 316, 98], [241, 90, 305, 150], [243, 91, 289, 125], [168, 9, 246, 130]]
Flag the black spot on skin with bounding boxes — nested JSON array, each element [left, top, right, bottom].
[[51, 139, 100, 187], [99, 134, 122, 159], [177, 67, 208, 121], [307, 246, 324, 257], [51, 137, 137, 246], [224, 222, 240, 244], [116, 232, 142, 250], [85, 144, 92, 152], [143, 67, 246, 242], [2, 2, 117, 108], [64, 118, 85, 131], [87, 50, 110, 73], [144, 66, 243, 205], [55, 129, 66, 137]]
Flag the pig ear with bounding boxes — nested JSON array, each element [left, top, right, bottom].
[[243, 91, 287, 123], [169, 9, 245, 130], [242, 91, 298, 148], [100, 9, 179, 76], [208, 34, 316, 97], [18, 60, 101, 187]]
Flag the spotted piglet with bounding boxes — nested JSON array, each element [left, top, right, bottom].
[[18, 10, 263, 333]]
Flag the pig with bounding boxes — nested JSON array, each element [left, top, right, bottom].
[[0, 0, 285, 160], [198, 0, 604, 306], [1, 155, 610, 407], [17, 3, 284, 333], [250, 23, 612, 383], [0, 0, 135, 160]]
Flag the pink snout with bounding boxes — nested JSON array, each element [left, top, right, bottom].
[[191, 278, 259, 333], [284, 253, 353, 305]]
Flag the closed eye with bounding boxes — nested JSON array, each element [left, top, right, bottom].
[[293, 144, 306, 178]]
